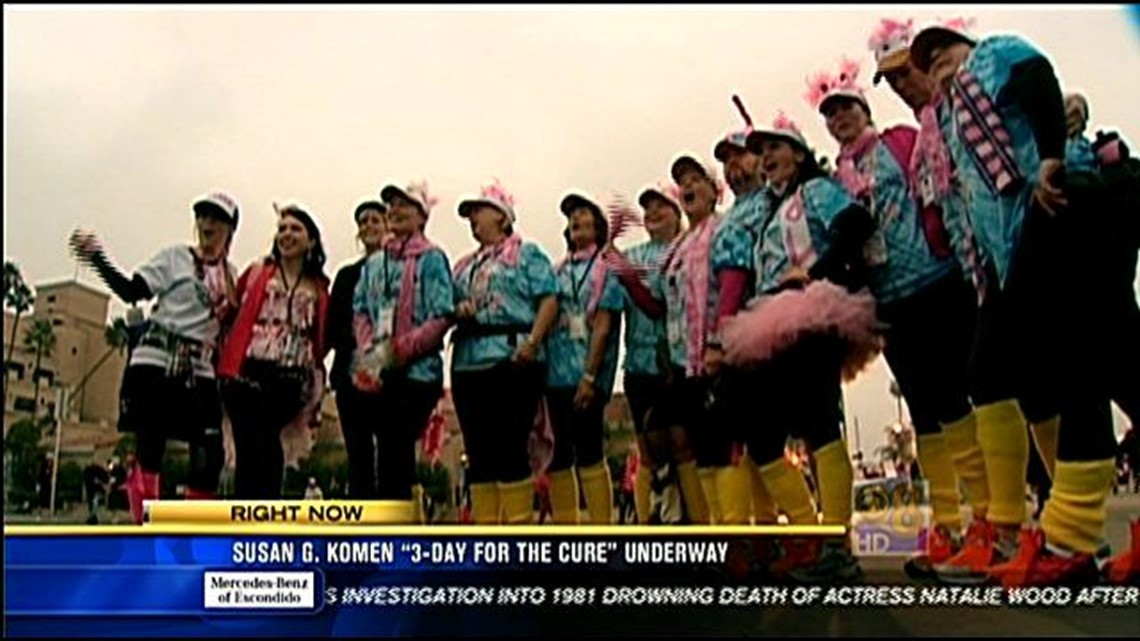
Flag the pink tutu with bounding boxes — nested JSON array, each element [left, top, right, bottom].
[[722, 280, 884, 382]]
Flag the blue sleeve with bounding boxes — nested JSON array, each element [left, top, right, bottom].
[[804, 177, 858, 231], [599, 271, 624, 312], [973, 35, 1044, 93], [420, 249, 455, 319], [522, 243, 559, 299], [711, 222, 753, 273]]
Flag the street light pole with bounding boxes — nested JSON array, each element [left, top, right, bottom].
[[48, 387, 66, 518]]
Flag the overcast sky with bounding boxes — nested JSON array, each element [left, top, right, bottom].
[[5, 5, 1138, 450]]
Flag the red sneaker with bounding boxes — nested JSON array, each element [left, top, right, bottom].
[[769, 537, 823, 579], [934, 518, 1001, 584], [904, 524, 960, 579], [987, 527, 1044, 586], [1003, 542, 1099, 587], [1106, 519, 1140, 586]]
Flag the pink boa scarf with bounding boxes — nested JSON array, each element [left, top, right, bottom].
[[836, 126, 880, 201], [911, 95, 954, 202], [386, 232, 441, 339], [663, 213, 720, 377]]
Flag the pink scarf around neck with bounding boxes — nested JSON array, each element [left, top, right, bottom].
[[663, 213, 719, 377], [836, 126, 880, 201], [386, 232, 439, 339]]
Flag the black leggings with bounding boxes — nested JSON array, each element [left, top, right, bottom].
[[739, 334, 845, 466], [221, 361, 309, 500], [879, 270, 976, 435], [623, 372, 671, 468], [335, 375, 442, 500], [121, 365, 223, 494], [988, 199, 1134, 461], [546, 387, 607, 471], [451, 361, 545, 485], [335, 385, 384, 499], [1107, 305, 1140, 426]]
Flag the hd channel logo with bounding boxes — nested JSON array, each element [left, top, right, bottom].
[[851, 477, 932, 556]]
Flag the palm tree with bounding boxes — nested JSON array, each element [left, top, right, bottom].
[[4, 261, 34, 387], [24, 319, 56, 419], [67, 317, 130, 418]]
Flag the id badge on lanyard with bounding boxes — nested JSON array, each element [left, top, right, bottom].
[[568, 312, 588, 340], [377, 304, 396, 341], [919, 163, 938, 207]]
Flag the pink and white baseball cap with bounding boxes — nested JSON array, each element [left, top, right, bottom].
[[192, 192, 240, 229], [457, 179, 517, 223], [745, 111, 810, 153], [381, 180, 438, 217]]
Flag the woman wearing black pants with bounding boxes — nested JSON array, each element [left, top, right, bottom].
[[450, 181, 560, 525], [70, 192, 240, 520], [328, 198, 389, 499], [218, 204, 330, 500], [350, 182, 454, 520]]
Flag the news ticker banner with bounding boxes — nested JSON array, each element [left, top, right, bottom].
[[6, 499, 1139, 637], [4, 518, 841, 636]]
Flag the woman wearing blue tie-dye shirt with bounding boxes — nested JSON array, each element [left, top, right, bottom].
[[619, 183, 683, 524], [351, 182, 453, 519], [607, 154, 753, 526], [726, 114, 881, 582], [450, 182, 560, 526], [911, 21, 1133, 586], [544, 193, 625, 525]]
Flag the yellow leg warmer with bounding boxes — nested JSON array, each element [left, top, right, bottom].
[[714, 463, 753, 525], [634, 465, 653, 524], [699, 467, 722, 524], [411, 484, 426, 524], [469, 482, 501, 525], [547, 468, 581, 525], [745, 454, 779, 524], [676, 461, 711, 524], [498, 478, 536, 525], [916, 432, 963, 530], [1041, 459, 1116, 554], [758, 457, 818, 525], [814, 440, 855, 526], [579, 462, 614, 525], [976, 400, 1030, 527], [943, 410, 990, 519]]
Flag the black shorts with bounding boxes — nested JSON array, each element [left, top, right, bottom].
[[645, 367, 709, 434], [118, 364, 222, 442], [647, 368, 736, 467], [623, 372, 669, 435]]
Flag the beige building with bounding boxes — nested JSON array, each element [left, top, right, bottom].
[[4, 280, 127, 431]]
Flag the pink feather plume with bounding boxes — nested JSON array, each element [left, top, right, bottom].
[[868, 17, 913, 50]]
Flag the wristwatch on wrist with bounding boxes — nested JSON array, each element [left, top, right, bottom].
[[582, 372, 597, 386]]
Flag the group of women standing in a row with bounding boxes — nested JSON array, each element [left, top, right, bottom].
[[69, 13, 1138, 587]]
